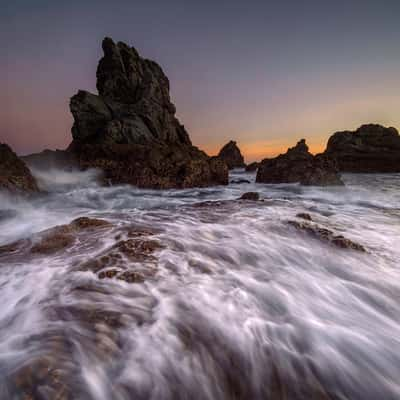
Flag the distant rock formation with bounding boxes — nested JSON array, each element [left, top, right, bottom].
[[245, 162, 260, 172], [256, 139, 343, 186], [324, 124, 400, 172], [217, 141, 245, 169], [68, 37, 228, 188], [22, 149, 78, 171], [0, 144, 39, 193]]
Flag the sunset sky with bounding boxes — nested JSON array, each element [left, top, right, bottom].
[[1, 0, 399, 162]]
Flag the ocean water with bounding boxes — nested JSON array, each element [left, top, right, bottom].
[[0, 169, 399, 399]]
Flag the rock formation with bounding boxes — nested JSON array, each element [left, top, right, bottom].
[[0, 144, 39, 193], [217, 140, 245, 169], [245, 162, 260, 172], [324, 124, 400, 172], [68, 37, 228, 188], [256, 139, 343, 186]]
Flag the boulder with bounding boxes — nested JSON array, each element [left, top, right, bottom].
[[69, 37, 228, 188], [256, 139, 343, 186], [324, 124, 400, 172], [0, 144, 39, 193], [217, 140, 245, 169]]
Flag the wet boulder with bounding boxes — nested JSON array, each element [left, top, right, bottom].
[[256, 139, 343, 186], [217, 140, 246, 169], [324, 123, 400, 172], [0, 143, 39, 193]]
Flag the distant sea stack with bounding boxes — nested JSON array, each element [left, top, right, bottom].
[[217, 141, 245, 169], [0, 144, 39, 193], [324, 124, 400, 172], [68, 37, 228, 189], [245, 162, 260, 172], [256, 139, 343, 186]]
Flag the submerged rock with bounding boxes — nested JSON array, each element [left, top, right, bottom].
[[0, 217, 112, 256], [325, 124, 400, 172], [288, 220, 366, 252], [256, 139, 343, 186], [79, 226, 162, 283], [0, 144, 39, 193], [217, 140, 245, 169], [68, 37, 228, 189]]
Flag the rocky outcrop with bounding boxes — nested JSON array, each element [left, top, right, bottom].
[[256, 139, 343, 186], [69, 37, 228, 188], [324, 124, 400, 172], [245, 162, 260, 172], [0, 144, 39, 193], [288, 220, 366, 252], [217, 140, 245, 169]]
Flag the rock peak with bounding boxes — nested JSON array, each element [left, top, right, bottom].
[[218, 140, 245, 169], [68, 38, 228, 188]]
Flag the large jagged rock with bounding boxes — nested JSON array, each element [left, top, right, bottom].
[[256, 139, 343, 186], [0, 144, 39, 193], [324, 124, 400, 172], [217, 140, 245, 169], [68, 37, 228, 188]]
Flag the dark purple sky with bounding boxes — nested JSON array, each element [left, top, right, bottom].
[[1, 0, 399, 161]]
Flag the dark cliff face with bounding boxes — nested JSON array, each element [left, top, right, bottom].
[[325, 124, 400, 172], [256, 139, 343, 186], [0, 144, 39, 193], [217, 141, 245, 169], [69, 38, 228, 188]]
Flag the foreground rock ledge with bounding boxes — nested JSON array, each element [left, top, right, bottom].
[[256, 139, 343, 186], [67, 37, 228, 189]]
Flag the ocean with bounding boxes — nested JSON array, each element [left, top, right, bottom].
[[0, 169, 399, 399]]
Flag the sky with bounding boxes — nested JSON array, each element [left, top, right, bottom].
[[1, 0, 399, 162]]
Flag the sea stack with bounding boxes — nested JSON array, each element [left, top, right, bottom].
[[324, 124, 400, 172], [217, 140, 245, 169], [0, 144, 39, 193], [256, 139, 343, 186], [68, 37, 228, 189]]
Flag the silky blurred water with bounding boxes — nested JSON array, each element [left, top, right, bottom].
[[0, 169, 399, 399]]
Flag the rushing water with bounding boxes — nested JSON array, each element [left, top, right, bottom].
[[0, 169, 399, 399]]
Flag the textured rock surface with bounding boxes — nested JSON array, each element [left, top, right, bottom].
[[325, 124, 400, 172], [256, 139, 343, 186], [288, 220, 366, 252], [0, 144, 39, 193], [217, 140, 245, 169], [69, 37, 228, 188]]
